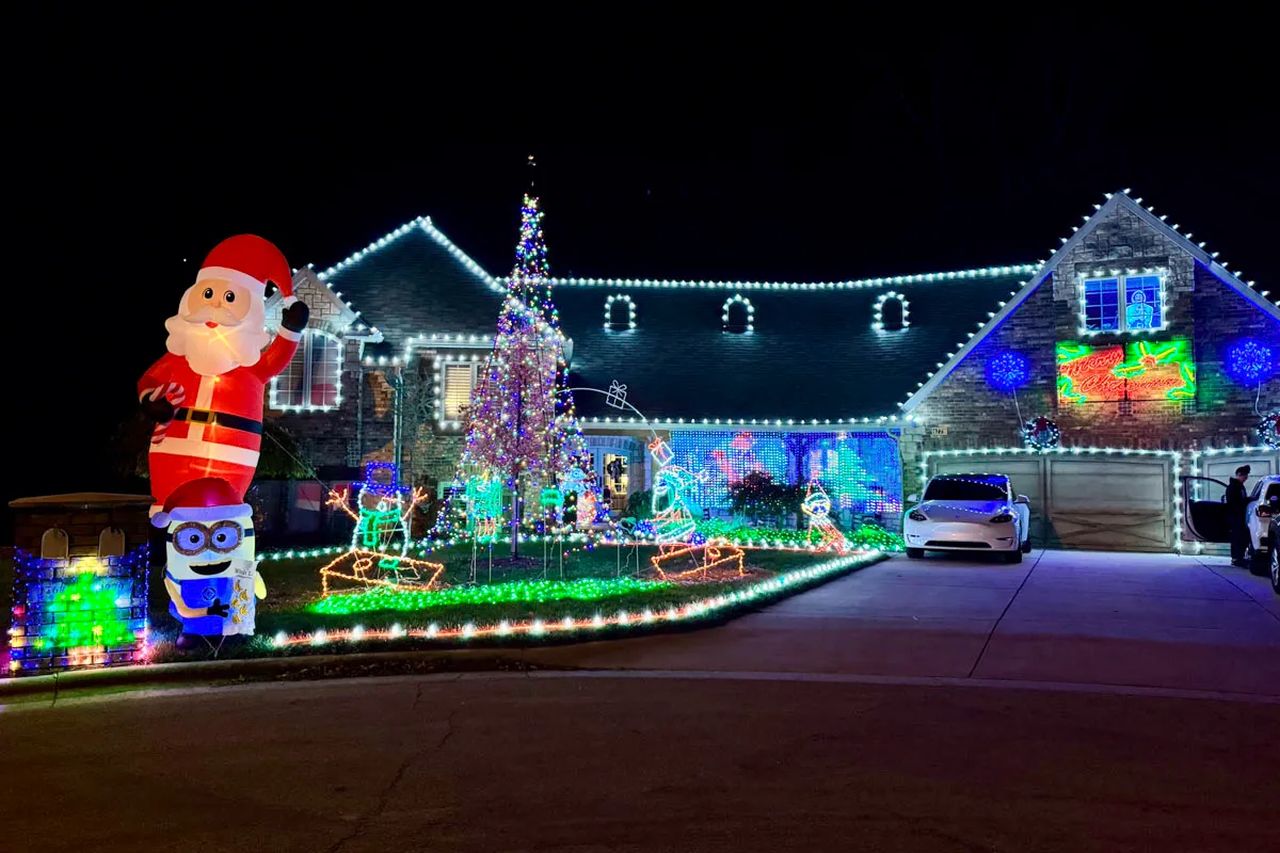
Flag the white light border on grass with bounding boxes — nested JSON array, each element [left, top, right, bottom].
[[270, 551, 880, 648]]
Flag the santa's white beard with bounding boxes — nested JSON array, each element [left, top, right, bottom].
[[165, 313, 270, 376]]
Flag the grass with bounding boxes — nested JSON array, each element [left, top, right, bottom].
[[1, 542, 882, 668], [250, 541, 828, 636]]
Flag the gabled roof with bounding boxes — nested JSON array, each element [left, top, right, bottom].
[[310, 217, 1034, 424], [316, 217, 504, 350], [900, 191, 1280, 414], [556, 277, 1026, 425]]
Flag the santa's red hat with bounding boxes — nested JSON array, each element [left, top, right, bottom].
[[152, 477, 252, 528], [196, 234, 296, 306]]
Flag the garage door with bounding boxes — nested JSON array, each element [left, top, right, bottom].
[[927, 452, 1175, 552], [1191, 450, 1280, 555]]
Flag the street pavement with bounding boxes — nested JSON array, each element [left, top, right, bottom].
[[3, 549, 1278, 852]]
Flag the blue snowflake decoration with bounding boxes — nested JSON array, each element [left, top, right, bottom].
[[985, 350, 1031, 392], [1224, 338, 1276, 386]]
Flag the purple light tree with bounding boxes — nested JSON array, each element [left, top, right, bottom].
[[461, 190, 591, 557]]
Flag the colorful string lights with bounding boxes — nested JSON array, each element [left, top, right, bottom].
[[8, 546, 150, 675], [668, 430, 902, 518]]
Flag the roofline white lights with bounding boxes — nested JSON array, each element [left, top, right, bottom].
[[512, 264, 1038, 292]]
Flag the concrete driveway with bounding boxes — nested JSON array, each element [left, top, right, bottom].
[[518, 549, 1280, 697]]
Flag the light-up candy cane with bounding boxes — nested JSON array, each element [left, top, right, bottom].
[[143, 382, 187, 444]]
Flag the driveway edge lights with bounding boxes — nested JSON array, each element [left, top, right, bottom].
[[269, 552, 884, 650], [0, 552, 885, 702]]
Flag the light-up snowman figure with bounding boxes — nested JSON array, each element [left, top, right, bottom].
[[322, 462, 442, 594]]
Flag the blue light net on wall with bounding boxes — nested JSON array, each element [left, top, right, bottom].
[[668, 431, 902, 521]]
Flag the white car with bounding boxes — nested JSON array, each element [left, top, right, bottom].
[[903, 473, 1032, 563]]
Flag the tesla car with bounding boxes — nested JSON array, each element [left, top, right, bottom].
[[903, 473, 1032, 563]]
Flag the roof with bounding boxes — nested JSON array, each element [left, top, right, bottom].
[[555, 276, 1026, 424], [901, 190, 1280, 413], [317, 218, 505, 352], [312, 216, 1036, 424], [9, 493, 152, 509]]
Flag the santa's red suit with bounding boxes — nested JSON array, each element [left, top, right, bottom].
[[139, 235, 308, 510]]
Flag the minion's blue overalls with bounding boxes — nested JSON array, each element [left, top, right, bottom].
[[165, 570, 233, 636]]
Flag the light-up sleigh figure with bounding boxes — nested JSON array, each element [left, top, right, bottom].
[[647, 440, 744, 582], [802, 480, 849, 554], [320, 463, 444, 596]]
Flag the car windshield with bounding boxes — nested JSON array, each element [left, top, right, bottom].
[[924, 477, 1007, 502]]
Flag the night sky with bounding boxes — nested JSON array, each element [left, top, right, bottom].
[[8, 9, 1277, 536]]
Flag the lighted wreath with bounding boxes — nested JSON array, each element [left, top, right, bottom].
[[1021, 415, 1061, 451], [1258, 411, 1280, 450]]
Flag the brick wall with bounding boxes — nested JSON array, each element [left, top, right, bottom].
[[266, 350, 463, 494], [905, 204, 1280, 496]]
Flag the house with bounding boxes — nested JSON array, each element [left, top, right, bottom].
[[265, 191, 1280, 552]]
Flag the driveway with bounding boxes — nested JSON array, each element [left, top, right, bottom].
[[515, 549, 1280, 697]]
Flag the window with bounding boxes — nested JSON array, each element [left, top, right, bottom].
[[272, 331, 342, 410], [721, 294, 755, 333], [923, 476, 1009, 502], [873, 291, 910, 331], [1082, 273, 1163, 332], [443, 363, 476, 420], [604, 294, 636, 330]]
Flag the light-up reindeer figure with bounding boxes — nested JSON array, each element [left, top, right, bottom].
[[802, 480, 848, 554], [326, 462, 428, 584]]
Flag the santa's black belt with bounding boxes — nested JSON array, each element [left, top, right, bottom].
[[173, 408, 263, 435]]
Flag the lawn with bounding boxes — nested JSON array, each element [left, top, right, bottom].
[[136, 541, 883, 661]]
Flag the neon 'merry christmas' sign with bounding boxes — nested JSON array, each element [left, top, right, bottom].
[[1056, 338, 1196, 405]]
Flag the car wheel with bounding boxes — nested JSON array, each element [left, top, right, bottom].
[[905, 547, 924, 559], [1004, 548, 1023, 565], [1021, 537, 1032, 554], [1248, 545, 1269, 577], [1271, 544, 1280, 595]]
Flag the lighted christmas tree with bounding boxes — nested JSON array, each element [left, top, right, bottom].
[[459, 182, 595, 558]]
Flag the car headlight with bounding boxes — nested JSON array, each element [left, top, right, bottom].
[[989, 512, 1014, 524], [908, 509, 928, 522]]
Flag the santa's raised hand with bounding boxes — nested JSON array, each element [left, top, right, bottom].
[[139, 235, 308, 512]]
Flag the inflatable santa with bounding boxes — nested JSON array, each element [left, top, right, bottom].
[[139, 235, 308, 510], [153, 476, 265, 639]]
